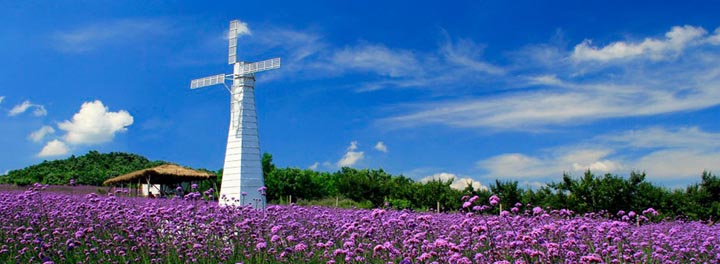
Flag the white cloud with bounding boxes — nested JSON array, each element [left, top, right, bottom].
[[58, 100, 133, 145], [37, 140, 69, 157], [374, 141, 388, 153], [0, 96, 4, 104], [337, 141, 364, 167], [347, 141, 358, 151], [478, 153, 553, 178], [420, 172, 457, 182], [9, 101, 32, 116], [33, 106, 47, 116], [633, 150, 720, 180], [385, 76, 720, 130], [601, 126, 720, 149], [338, 151, 364, 167], [234, 24, 504, 91], [331, 43, 423, 78], [572, 25, 709, 62], [709, 28, 720, 45], [233, 20, 252, 37], [235, 24, 719, 133], [418, 172, 487, 191], [8, 100, 47, 117], [528, 74, 564, 86], [478, 148, 624, 180], [309, 162, 319, 170], [54, 18, 173, 53], [452, 177, 488, 191], [476, 127, 720, 182], [439, 37, 505, 75], [28, 126, 55, 142], [326, 37, 504, 91], [600, 126, 720, 180], [383, 25, 720, 131], [254, 28, 326, 66]]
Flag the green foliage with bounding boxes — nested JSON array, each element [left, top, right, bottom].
[[685, 171, 720, 221], [543, 170, 720, 220], [259, 153, 720, 219], [546, 171, 646, 214], [295, 196, 373, 209], [4, 150, 720, 221], [0, 151, 168, 186], [490, 180, 522, 209]]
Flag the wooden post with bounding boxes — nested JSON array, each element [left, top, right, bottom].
[[335, 196, 339, 207], [289, 195, 292, 204], [146, 176, 151, 197], [436, 201, 440, 213], [212, 181, 219, 199]]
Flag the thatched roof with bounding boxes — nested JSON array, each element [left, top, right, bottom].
[[103, 164, 216, 185]]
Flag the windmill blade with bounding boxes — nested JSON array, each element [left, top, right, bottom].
[[238, 58, 281, 75], [190, 74, 227, 89], [228, 20, 239, 64]]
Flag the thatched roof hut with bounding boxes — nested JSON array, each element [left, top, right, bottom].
[[103, 164, 216, 186]]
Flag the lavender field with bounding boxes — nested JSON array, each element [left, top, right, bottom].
[[1, 185, 719, 263]]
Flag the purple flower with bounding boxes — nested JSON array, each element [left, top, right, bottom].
[[294, 243, 307, 252], [532, 206, 543, 215], [191, 183, 198, 190], [489, 195, 500, 206], [255, 242, 267, 250], [643, 208, 659, 216], [203, 188, 214, 196], [580, 254, 603, 263], [469, 195, 479, 203], [434, 238, 448, 248], [372, 244, 384, 255], [3, 182, 719, 263]]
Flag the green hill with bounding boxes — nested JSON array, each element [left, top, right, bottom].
[[0, 151, 168, 186]]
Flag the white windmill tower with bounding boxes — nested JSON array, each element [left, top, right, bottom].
[[189, 20, 280, 207]]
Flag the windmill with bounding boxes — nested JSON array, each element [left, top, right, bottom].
[[189, 20, 280, 207]]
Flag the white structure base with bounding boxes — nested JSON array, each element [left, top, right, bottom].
[[218, 75, 266, 208], [140, 184, 161, 197]]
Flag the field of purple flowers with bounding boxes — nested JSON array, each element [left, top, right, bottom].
[[1, 184, 719, 263]]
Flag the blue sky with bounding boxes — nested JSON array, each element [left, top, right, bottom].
[[2, 0, 720, 189]]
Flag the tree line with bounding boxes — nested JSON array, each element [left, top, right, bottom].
[[0, 151, 168, 186], [2, 151, 718, 221], [259, 154, 719, 221]]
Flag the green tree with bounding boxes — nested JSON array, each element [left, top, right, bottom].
[[490, 180, 523, 210]]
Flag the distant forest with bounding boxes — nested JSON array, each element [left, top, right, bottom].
[[2, 151, 719, 221], [1, 151, 169, 186]]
